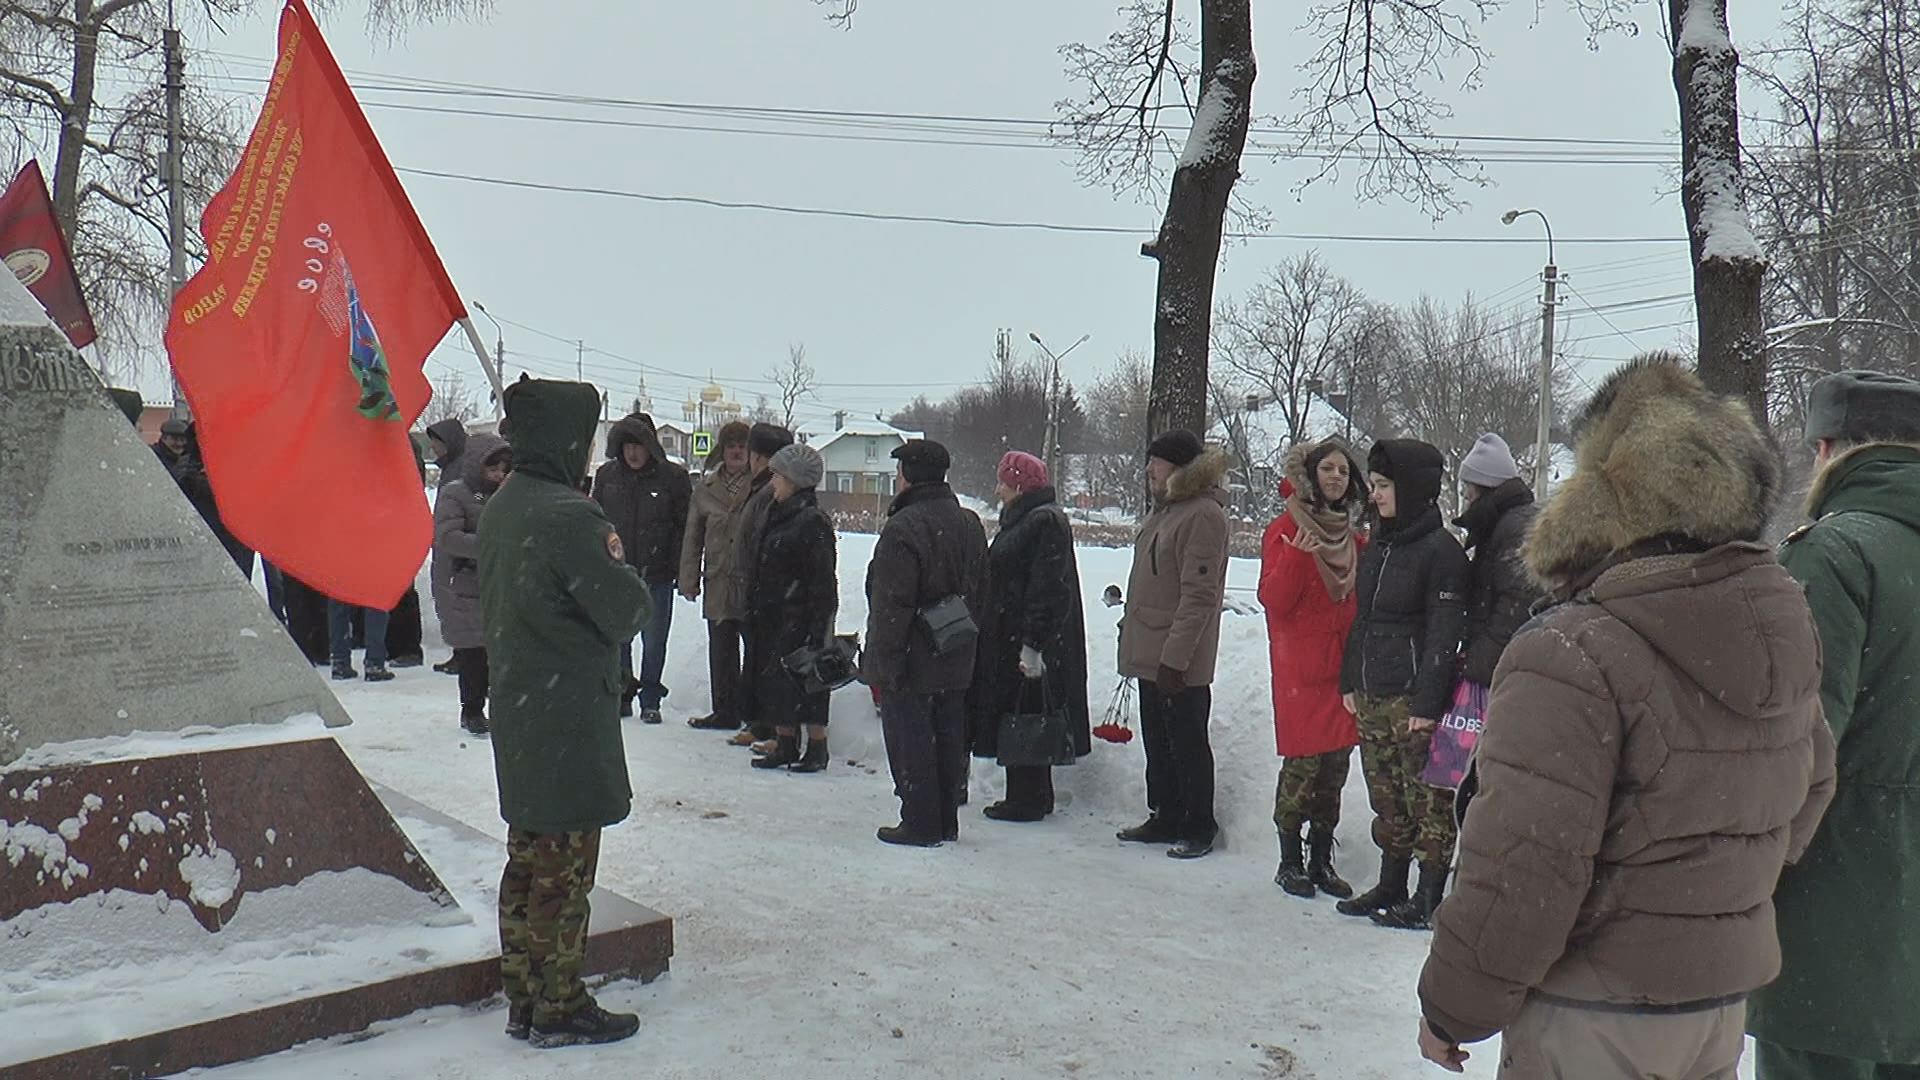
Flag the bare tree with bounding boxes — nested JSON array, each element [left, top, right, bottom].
[[1748, 0, 1920, 430], [768, 342, 818, 431], [1056, 0, 1255, 441], [1212, 252, 1375, 447], [1082, 350, 1154, 514], [1374, 294, 1576, 503], [0, 0, 488, 378], [422, 370, 481, 427]]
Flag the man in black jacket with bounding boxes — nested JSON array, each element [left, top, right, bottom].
[[591, 413, 692, 723], [1453, 433, 1544, 688], [865, 439, 989, 847]]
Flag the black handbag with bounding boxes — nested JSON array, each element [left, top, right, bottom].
[[996, 675, 1077, 769], [783, 634, 862, 695], [917, 594, 978, 655]]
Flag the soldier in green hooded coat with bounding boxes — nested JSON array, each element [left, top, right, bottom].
[[1750, 371, 1920, 1080], [479, 377, 652, 1049]]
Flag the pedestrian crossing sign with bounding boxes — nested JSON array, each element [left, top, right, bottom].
[[692, 431, 713, 458]]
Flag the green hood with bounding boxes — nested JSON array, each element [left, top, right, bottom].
[[1809, 443, 1920, 532], [500, 378, 601, 487]]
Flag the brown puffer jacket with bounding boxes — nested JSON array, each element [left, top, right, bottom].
[[1419, 356, 1838, 1045], [1118, 448, 1230, 685]]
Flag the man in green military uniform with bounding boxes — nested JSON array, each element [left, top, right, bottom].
[[480, 377, 653, 1049], [1750, 371, 1920, 1080]]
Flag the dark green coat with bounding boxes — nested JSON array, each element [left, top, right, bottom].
[[1749, 444, 1920, 1064], [479, 380, 652, 835]]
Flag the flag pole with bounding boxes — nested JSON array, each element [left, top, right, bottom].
[[457, 317, 508, 419], [164, 0, 189, 418]]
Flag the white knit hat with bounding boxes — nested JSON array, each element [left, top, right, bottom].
[[1459, 433, 1522, 489]]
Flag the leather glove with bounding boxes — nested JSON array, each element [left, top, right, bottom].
[[1019, 645, 1046, 678], [1156, 664, 1187, 694]]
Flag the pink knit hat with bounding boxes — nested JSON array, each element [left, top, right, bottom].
[[997, 450, 1049, 492]]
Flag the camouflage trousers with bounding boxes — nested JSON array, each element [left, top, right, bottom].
[[1273, 750, 1352, 834], [1353, 696, 1457, 867], [500, 827, 601, 1026]]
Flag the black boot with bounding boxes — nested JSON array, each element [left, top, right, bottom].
[[983, 802, 1047, 823], [505, 1001, 532, 1041], [1274, 826, 1314, 898], [434, 654, 461, 676], [877, 824, 943, 847], [752, 734, 800, 769], [1116, 817, 1179, 844], [461, 713, 490, 737], [789, 739, 830, 774], [1336, 854, 1411, 917], [330, 660, 358, 681], [528, 1000, 640, 1049], [1373, 861, 1449, 930], [1307, 826, 1354, 900]]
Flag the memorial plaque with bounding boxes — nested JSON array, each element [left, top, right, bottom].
[[0, 271, 348, 765]]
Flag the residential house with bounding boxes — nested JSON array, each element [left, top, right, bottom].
[[813, 419, 923, 515]]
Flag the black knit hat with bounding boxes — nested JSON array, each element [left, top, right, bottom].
[[1147, 429, 1204, 468], [892, 438, 952, 484], [748, 422, 794, 459], [1367, 439, 1447, 513], [1805, 370, 1920, 446]]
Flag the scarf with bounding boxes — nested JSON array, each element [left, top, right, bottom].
[[1286, 493, 1359, 602], [717, 465, 750, 509]]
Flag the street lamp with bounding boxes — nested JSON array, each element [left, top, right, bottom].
[[1502, 209, 1559, 493], [1029, 331, 1090, 478]]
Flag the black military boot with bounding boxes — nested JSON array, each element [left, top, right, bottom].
[[1373, 861, 1449, 930], [433, 654, 461, 676], [1336, 854, 1411, 917], [1307, 826, 1354, 900], [461, 713, 490, 738], [528, 1000, 640, 1049], [330, 660, 358, 681], [1274, 826, 1314, 898], [505, 1001, 532, 1041], [789, 738, 830, 774], [1116, 816, 1179, 845], [752, 733, 800, 770]]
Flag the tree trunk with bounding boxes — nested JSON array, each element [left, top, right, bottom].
[[52, 0, 102, 234], [1142, 0, 1254, 441], [1670, 0, 1769, 424]]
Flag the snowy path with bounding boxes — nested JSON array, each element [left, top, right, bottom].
[[184, 535, 1757, 1080]]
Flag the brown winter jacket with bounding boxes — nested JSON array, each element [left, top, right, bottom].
[[1419, 356, 1838, 1046], [678, 464, 754, 622], [1118, 448, 1230, 685]]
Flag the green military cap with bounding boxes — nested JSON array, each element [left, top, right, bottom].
[[1805, 370, 1920, 447]]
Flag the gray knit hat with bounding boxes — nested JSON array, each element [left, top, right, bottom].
[[1805, 370, 1920, 446], [1459, 432, 1523, 489], [770, 443, 824, 489]]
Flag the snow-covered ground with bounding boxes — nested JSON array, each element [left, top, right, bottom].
[[128, 532, 1748, 1079]]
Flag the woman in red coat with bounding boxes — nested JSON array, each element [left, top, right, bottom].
[[1260, 439, 1365, 900]]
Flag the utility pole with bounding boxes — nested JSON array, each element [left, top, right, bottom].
[[576, 339, 585, 383], [164, 2, 188, 418], [1536, 263, 1559, 493], [1503, 208, 1558, 493], [1029, 331, 1089, 483]]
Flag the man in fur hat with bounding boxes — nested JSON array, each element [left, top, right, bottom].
[[1115, 430, 1231, 860], [1749, 371, 1920, 1080], [1416, 354, 1836, 1078]]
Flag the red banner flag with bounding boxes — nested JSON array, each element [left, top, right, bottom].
[[166, 0, 465, 610], [0, 160, 98, 349]]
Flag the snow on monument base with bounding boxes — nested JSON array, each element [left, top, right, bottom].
[[0, 738, 673, 1079]]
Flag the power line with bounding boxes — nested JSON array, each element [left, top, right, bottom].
[[393, 164, 1686, 245]]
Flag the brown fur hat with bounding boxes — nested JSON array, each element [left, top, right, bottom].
[[1524, 353, 1782, 587]]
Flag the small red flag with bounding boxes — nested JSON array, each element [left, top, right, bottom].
[[0, 160, 98, 349], [166, 0, 465, 609]]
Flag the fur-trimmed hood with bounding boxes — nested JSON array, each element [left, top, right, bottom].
[[1165, 446, 1230, 503], [1280, 438, 1363, 507], [1525, 354, 1783, 588]]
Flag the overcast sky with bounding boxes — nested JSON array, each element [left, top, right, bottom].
[[147, 0, 1790, 432]]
